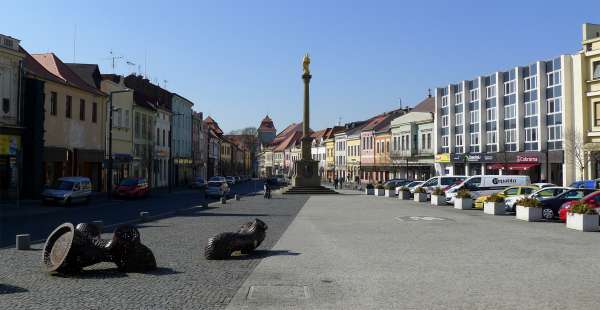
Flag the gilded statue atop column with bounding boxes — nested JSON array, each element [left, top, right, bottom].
[[302, 53, 311, 75]]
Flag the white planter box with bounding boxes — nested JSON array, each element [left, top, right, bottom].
[[516, 205, 543, 221], [454, 198, 473, 210], [566, 213, 600, 231], [414, 192, 427, 202], [431, 195, 445, 206], [384, 189, 396, 197], [374, 188, 385, 196], [484, 202, 505, 215], [399, 191, 411, 200], [365, 189, 374, 195]]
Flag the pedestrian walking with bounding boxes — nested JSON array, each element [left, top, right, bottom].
[[334, 177, 338, 189], [263, 181, 272, 199], [339, 177, 344, 189]]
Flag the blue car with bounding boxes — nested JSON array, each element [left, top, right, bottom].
[[569, 179, 600, 189]]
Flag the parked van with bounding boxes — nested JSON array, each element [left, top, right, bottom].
[[445, 175, 530, 203], [412, 176, 467, 194], [41, 176, 93, 205]]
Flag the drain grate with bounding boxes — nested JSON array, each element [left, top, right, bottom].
[[248, 285, 310, 300]]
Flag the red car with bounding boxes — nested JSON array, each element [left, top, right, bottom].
[[115, 178, 149, 198], [559, 190, 600, 221]]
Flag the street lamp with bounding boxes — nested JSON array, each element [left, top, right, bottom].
[[169, 112, 184, 193], [107, 89, 130, 200]]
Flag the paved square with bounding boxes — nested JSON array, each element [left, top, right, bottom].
[[226, 194, 600, 310]]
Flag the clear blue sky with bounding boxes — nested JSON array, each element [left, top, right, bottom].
[[5, 1, 599, 133]]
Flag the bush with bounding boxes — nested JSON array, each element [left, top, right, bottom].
[[455, 188, 472, 199], [515, 197, 541, 208], [485, 193, 504, 203], [399, 186, 411, 192], [568, 202, 597, 215], [432, 187, 445, 196], [366, 183, 374, 189], [375, 183, 385, 190], [414, 187, 426, 194]]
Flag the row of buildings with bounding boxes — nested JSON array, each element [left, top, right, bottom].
[[0, 34, 256, 200], [257, 23, 600, 187]]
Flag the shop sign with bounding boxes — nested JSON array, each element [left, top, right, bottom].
[[434, 153, 450, 163], [451, 153, 496, 163], [0, 134, 20, 156], [516, 155, 539, 163]]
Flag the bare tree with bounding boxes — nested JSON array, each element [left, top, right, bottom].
[[564, 128, 600, 180]]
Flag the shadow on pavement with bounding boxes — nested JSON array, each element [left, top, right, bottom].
[[231, 249, 301, 260], [0, 284, 28, 294], [178, 212, 270, 218]]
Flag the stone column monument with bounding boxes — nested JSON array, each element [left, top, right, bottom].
[[284, 55, 337, 194]]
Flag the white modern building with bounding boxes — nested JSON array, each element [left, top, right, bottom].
[[434, 55, 575, 186]]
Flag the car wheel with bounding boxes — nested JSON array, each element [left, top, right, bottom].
[[542, 208, 554, 220]]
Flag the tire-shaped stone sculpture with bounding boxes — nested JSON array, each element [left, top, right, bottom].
[[204, 218, 268, 260], [42, 222, 156, 274]]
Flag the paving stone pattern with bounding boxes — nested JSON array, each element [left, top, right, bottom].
[[0, 194, 308, 310]]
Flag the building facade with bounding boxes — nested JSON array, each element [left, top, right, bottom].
[[192, 111, 206, 179], [154, 106, 171, 187], [435, 56, 575, 185], [172, 94, 193, 185]]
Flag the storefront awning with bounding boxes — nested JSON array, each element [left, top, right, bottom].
[[487, 163, 505, 170], [506, 163, 539, 171]]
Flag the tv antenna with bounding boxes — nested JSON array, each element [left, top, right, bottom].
[[163, 80, 168, 90], [103, 50, 123, 73], [126, 60, 136, 74]]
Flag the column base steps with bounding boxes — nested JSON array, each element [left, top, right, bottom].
[[282, 186, 339, 195]]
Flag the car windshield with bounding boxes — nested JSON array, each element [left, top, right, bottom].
[[561, 190, 587, 199], [51, 180, 74, 190], [207, 182, 222, 187], [120, 179, 138, 186], [209, 177, 223, 182], [407, 181, 423, 188]]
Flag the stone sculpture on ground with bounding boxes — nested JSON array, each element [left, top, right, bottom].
[[204, 218, 268, 260]]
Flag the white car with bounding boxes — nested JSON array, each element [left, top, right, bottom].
[[503, 186, 571, 210], [395, 181, 424, 195], [532, 182, 557, 188], [205, 181, 230, 198]]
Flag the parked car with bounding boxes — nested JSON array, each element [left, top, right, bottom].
[[41, 176, 92, 205], [532, 182, 557, 188], [115, 178, 149, 198], [503, 186, 570, 210], [474, 185, 538, 209], [446, 175, 531, 203], [234, 176, 241, 183], [225, 176, 236, 185], [569, 179, 600, 189], [536, 188, 597, 219], [383, 179, 410, 190], [205, 181, 230, 198], [413, 176, 467, 194], [559, 190, 600, 221], [209, 176, 227, 183], [395, 181, 424, 195], [189, 177, 207, 190]]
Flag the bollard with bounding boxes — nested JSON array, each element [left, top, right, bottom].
[[140, 211, 150, 221], [16, 234, 30, 250], [221, 196, 227, 204], [235, 194, 240, 201], [92, 220, 104, 232]]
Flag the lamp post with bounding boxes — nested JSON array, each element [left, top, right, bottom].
[[107, 89, 130, 200], [168, 112, 184, 193]]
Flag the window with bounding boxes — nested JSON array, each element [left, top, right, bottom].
[[547, 98, 562, 114], [386, 141, 389, 153], [524, 101, 537, 116], [486, 131, 497, 144], [50, 92, 57, 115], [65, 95, 72, 118], [116, 110, 122, 127], [470, 89, 479, 101], [504, 81, 515, 95], [504, 105, 516, 119], [135, 112, 141, 138], [455, 134, 463, 146], [524, 76, 537, 91], [505, 128, 516, 143], [595, 102, 600, 126], [441, 115, 448, 127], [547, 70, 561, 87], [486, 108, 496, 121], [455, 93, 463, 104], [525, 128, 538, 142], [441, 96, 448, 108], [455, 112, 463, 125], [141, 114, 147, 140], [441, 135, 448, 147], [157, 128, 160, 145], [469, 110, 479, 124], [470, 133, 479, 153], [92, 102, 97, 123], [548, 125, 562, 141], [427, 133, 431, 149], [79, 99, 85, 121], [593, 62, 600, 80], [421, 134, 426, 150], [486, 85, 496, 98]]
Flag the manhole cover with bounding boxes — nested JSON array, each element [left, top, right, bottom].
[[248, 285, 310, 300], [396, 216, 454, 222]]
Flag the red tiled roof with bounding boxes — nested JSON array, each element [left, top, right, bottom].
[[22, 48, 73, 85], [204, 116, 223, 135], [410, 96, 435, 113], [258, 115, 276, 132], [31, 53, 105, 96], [273, 131, 303, 152]]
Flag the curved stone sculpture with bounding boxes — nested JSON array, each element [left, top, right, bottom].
[[42, 222, 156, 274], [204, 218, 268, 260]]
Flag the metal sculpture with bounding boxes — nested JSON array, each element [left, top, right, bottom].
[[42, 222, 157, 274], [204, 218, 268, 260]]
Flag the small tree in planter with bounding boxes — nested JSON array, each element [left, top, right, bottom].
[[413, 187, 427, 202], [483, 194, 505, 215], [430, 187, 446, 206], [374, 183, 385, 196], [566, 202, 599, 232], [384, 183, 397, 198], [454, 189, 473, 210], [398, 187, 411, 200], [515, 197, 542, 221], [365, 183, 374, 195]]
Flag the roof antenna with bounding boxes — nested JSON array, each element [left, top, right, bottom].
[[163, 80, 168, 90], [398, 97, 403, 110], [428, 88, 432, 98], [126, 61, 136, 74], [338, 116, 342, 126], [73, 24, 77, 62]]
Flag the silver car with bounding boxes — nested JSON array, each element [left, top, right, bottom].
[[42, 176, 92, 205], [205, 181, 230, 198]]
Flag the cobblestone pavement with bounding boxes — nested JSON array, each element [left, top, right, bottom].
[[0, 193, 308, 310]]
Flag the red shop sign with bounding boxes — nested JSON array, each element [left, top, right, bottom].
[[516, 155, 539, 163]]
